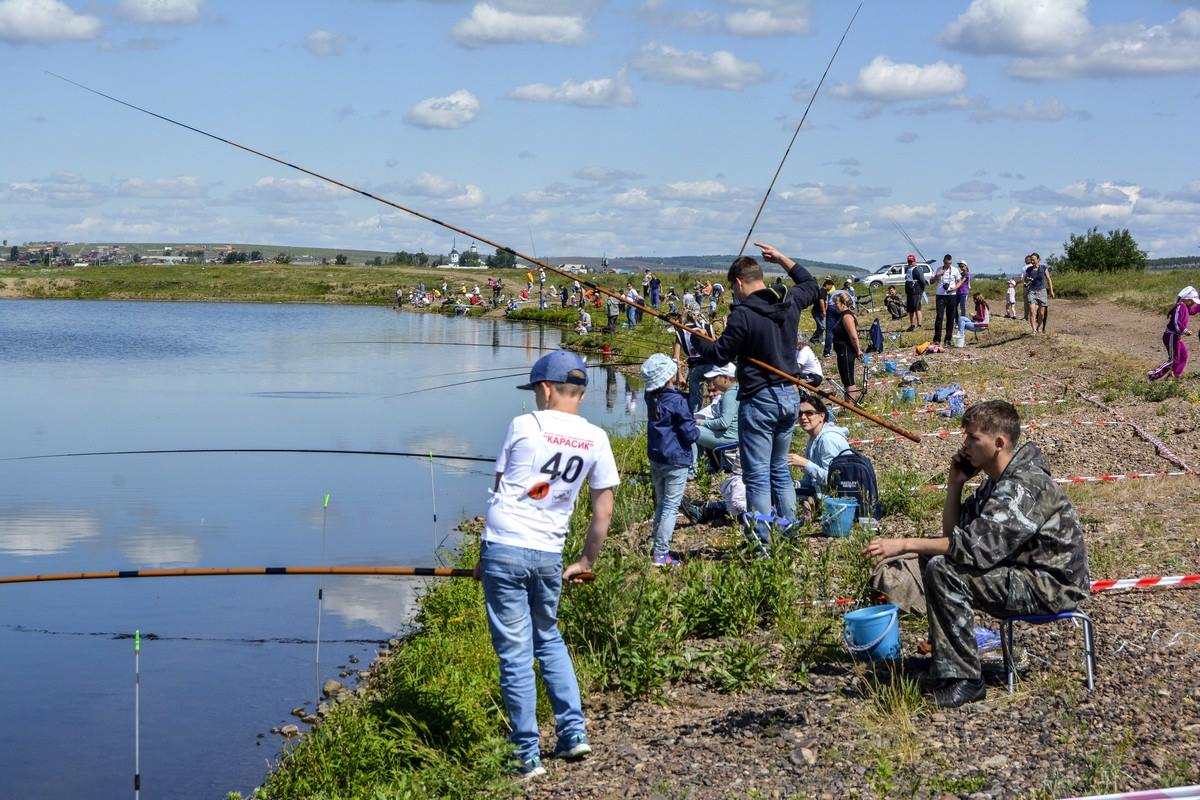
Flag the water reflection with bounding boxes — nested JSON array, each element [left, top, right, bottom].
[[323, 576, 424, 632], [0, 510, 99, 556], [118, 531, 202, 567]]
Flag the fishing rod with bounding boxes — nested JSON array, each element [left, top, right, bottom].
[[0, 565, 595, 585], [736, 2, 863, 259], [51, 72, 919, 443], [385, 360, 642, 399], [0, 448, 496, 464], [892, 221, 928, 265]]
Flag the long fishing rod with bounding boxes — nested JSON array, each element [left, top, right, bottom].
[[735, 2, 863, 259], [0, 566, 596, 585], [384, 361, 642, 399], [0, 448, 496, 464], [51, 72, 919, 443], [892, 221, 928, 264]]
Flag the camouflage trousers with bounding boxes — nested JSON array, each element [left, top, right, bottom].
[[922, 556, 1056, 680]]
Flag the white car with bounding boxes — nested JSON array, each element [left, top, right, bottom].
[[859, 260, 934, 290]]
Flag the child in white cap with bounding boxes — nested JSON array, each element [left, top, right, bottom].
[[1005, 280, 1017, 319], [641, 352, 699, 566], [1149, 286, 1200, 381]]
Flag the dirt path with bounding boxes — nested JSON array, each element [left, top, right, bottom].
[[524, 297, 1200, 800]]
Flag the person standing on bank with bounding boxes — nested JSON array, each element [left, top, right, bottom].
[[1027, 252, 1054, 334], [904, 254, 924, 332], [691, 243, 819, 549], [831, 292, 864, 401], [641, 353, 699, 567], [932, 254, 963, 348], [476, 350, 620, 778]]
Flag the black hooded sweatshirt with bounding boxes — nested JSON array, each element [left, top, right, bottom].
[[691, 263, 819, 400]]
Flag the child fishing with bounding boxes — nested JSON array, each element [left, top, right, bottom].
[[1149, 286, 1200, 381], [475, 349, 620, 778], [641, 352, 699, 567]]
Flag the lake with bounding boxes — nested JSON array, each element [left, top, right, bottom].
[[0, 299, 642, 799]]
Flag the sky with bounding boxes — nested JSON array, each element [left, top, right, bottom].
[[1, 0, 1198, 269]]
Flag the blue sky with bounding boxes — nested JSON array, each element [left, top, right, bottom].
[[2, 0, 1198, 268]]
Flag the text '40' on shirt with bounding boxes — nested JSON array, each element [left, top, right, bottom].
[[483, 409, 621, 554]]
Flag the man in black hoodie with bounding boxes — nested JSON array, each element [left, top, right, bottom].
[[692, 243, 820, 549]]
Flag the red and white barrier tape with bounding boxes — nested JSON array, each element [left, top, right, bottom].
[[1065, 784, 1200, 800], [807, 576, 1199, 614], [1090, 575, 1200, 593]]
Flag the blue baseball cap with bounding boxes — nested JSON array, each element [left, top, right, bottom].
[[517, 349, 589, 390]]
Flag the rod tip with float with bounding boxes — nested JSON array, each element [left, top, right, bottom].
[[323, 493, 330, 509]]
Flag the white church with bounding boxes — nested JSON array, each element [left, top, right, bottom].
[[444, 239, 485, 270]]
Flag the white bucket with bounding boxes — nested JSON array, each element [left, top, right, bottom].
[[952, 333, 965, 348]]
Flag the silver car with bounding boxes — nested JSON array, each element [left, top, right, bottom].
[[859, 260, 933, 290]]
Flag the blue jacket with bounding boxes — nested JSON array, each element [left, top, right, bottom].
[[646, 387, 699, 467], [799, 424, 851, 490]]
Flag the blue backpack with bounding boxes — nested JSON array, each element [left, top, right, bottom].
[[826, 448, 884, 520], [868, 318, 884, 354]]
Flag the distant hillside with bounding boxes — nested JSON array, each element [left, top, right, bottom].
[[558, 254, 864, 278], [1147, 256, 1200, 270]]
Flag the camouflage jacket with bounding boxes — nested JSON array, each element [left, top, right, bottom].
[[948, 442, 1089, 606]]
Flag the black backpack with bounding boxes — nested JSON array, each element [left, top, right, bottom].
[[827, 448, 884, 520]]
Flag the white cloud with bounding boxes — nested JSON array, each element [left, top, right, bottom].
[[116, 176, 207, 198], [631, 42, 765, 90], [879, 202, 936, 222], [1010, 9, 1200, 80], [0, 511, 98, 556], [0, 0, 100, 42], [451, 2, 586, 48], [941, 0, 1088, 55], [1012, 180, 1139, 209], [3, 172, 107, 206], [942, 180, 998, 202], [969, 96, 1090, 123], [398, 171, 485, 208], [235, 176, 345, 205], [832, 56, 966, 102], [777, 182, 891, 207], [403, 89, 480, 129], [574, 166, 645, 183], [724, 0, 810, 37], [118, 0, 203, 25], [304, 29, 345, 57], [613, 187, 657, 209], [659, 179, 727, 200], [509, 69, 634, 108]]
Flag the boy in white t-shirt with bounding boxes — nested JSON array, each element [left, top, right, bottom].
[[476, 349, 620, 779]]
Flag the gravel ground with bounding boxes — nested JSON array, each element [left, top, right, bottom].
[[523, 298, 1200, 800]]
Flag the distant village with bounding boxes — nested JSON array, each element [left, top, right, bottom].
[[0, 240, 509, 270]]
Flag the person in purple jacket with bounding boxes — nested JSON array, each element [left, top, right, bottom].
[[641, 353, 699, 566], [1149, 286, 1200, 381]]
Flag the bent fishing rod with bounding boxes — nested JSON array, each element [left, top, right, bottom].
[[736, 1, 863, 259], [0, 566, 595, 585], [50, 73, 919, 443]]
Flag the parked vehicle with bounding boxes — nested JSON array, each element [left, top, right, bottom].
[[858, 260, 934, 290]]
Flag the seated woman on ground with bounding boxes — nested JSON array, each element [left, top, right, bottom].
[[787, 393, 850, 516], [795, 335, 823, 387], [957, 292, 990, 337]]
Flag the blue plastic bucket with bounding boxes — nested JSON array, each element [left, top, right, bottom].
[[898, 386, 917, 403], [883, 360, 898, 374], [821, 496, 857, 537], [843, 603, 901, 662]]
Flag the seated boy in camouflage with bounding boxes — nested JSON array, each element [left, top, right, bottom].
[[863, 400, 1089, 708]]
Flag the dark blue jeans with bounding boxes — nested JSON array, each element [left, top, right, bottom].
[[737, 384, 800, 545]]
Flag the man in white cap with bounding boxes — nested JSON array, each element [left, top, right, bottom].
[[1149, 286, 1200, 381], [476, 349, 620, 778]]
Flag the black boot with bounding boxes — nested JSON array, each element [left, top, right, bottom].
[[931, 677, 986, 708]]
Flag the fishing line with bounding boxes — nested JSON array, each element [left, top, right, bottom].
[[383, 361, 642, 399], [3, 624, 390, 645], [134, 629, 140, 800], [736, 2, 863, 259], [893, 221, 928, 264], [0, 447, 496, 464], [429, 453, 441, 567], [314, 492, 329, 703], [50, 71, 918, 443]]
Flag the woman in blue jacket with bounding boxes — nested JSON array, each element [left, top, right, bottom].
[[788, 394, 850, 510], [641, 353, 699, 567]]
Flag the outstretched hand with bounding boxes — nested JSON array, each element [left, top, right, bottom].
[[862, 538, 904, 566]]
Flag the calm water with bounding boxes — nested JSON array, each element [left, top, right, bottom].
[[0, 299, 641, 799]]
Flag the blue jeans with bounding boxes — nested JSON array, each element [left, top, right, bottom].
[[738, 384, 800, 545], [649, 461, 688, 556], [823, 311, 836, 356], [958, 293, 968, 317], [480, 541, 585, 763], [958, 317, 984, 335], [626, 306, 637, 328]]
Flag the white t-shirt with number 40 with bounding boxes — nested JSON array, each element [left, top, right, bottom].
[[483, 410, 621, 554]]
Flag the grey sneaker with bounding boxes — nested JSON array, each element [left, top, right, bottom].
[[513, 756, 547, 780], [552, 732, 592, 760]]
